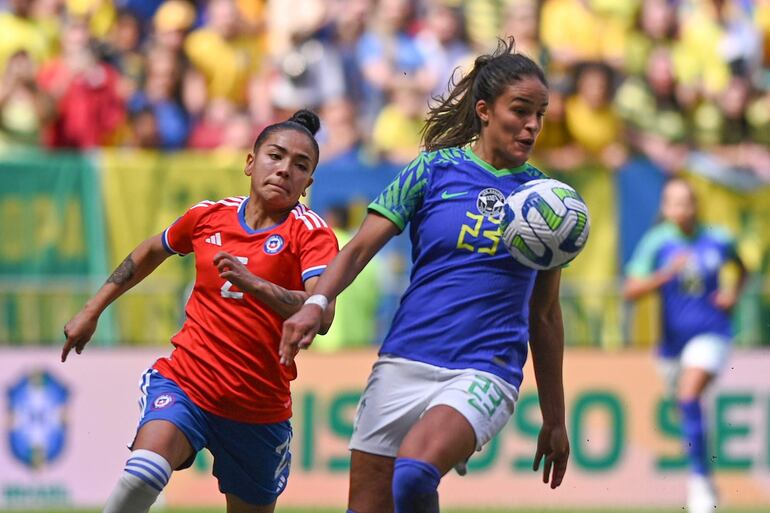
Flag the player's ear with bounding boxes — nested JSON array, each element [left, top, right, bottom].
[[302, 176, 314, 197], [244, 153, 254, 176], [475, 99, 490, 126]]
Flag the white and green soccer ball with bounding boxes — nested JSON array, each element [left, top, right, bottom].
[[500, 178, 590, 270]]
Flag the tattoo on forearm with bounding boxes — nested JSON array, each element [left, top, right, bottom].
[[106, 255, 136, 285], [254, 276, 302, 306], [270, 283, 303, 306]]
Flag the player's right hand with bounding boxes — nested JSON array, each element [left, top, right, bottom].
[[280, 304, 323, 366], [61, 310, 98, 362], [533, 422, 570, 489]]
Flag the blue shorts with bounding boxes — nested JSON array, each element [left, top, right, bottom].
[[134, 369, 291, 505]]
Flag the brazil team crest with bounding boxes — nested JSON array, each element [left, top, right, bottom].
[[7, 370, 69, 469], [264, 234, 285, 254], [476, 188, 505, 218]]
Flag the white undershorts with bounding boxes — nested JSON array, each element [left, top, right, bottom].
[[657, 333, 731, 395], [349, 355, 519, 458]]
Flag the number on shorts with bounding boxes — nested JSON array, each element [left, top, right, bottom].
[[466, 374, 504, 418], [274, 432, 292, 480], [220, 256, 248, 299]]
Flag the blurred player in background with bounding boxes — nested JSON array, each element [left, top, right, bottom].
[[281, 38, 569, 513], [623, 177, 748, 513], [61, 110, 338, 513]]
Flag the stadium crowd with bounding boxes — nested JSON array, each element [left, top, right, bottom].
[[0, 0, 769, 180], [1, 0, 769, 350]]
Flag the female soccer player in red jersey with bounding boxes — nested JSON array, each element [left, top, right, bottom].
[[61, 110, 339, 513]]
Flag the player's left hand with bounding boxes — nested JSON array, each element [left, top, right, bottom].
[[214, 251, 255, 292], [61, 310, 98, 362], [533, 422, 569, 489]]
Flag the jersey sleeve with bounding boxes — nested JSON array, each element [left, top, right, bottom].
[[298, 226, 340, 283], [711, 226, 740, 262], [162, 201, 213, 256], [625, 228, 664, 278], [368, 152, 432, 231]]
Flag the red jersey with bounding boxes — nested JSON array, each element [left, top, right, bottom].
[[153, 196, 338, 423]]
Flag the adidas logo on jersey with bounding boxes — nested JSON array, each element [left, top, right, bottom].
[[205, 233, 222, 246]]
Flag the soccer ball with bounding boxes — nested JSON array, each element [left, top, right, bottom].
[[499, 178, 590, 270]]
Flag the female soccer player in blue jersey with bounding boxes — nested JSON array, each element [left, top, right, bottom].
[[623, 177, 747, 513], [281, 38, 569, 513]]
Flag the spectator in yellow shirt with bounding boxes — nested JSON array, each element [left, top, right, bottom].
[[0, 0, 55, 74], [371, 78, 426, 164], [624, 0, 679, 77], [675, 0, 760, 96], [615, 46, 689, 173], [184, 0, 264, 105], [565, 61, 627, 170], [540, 0, 630, 74]]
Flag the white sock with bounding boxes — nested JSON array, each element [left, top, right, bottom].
[[103, 449, 171, 513]]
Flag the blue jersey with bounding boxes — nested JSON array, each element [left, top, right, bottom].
[[625, 222, 740, 357], [368, 146, 548, 388]]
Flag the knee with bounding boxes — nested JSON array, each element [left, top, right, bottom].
[[392, 457, 440, 505], [677, 367, 714, 403]]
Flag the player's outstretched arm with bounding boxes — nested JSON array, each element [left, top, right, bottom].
[[61, 234, 171, 362], [280, 213, 399, 365], [528, 268, 569, 489], [213, 252, 336, 329], [623, 252, 688, 301]]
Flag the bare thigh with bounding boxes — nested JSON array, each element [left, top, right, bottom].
[[398, 405, 476, 475], [348, 449, 395, 513], [678, 366, 714, 402], [133, 419, 194, 470], [226, 493, 276, 513]]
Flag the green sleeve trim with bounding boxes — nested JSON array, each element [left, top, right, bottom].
[[625, 224, 673, 277], [368, 202, 406, 231], [369, 153, 431, 231]]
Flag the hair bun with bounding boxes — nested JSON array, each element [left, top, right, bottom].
[[474, 54, 493, 69], [289, 109, 321, 136]]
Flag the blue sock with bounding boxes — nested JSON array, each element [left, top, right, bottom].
[[680, 399, 709, 476], [392, 457, 441, 513]]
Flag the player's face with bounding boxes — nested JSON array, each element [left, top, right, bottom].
[[477, 76, 548, 167], [661, 180, 697, 230], [246, 130, 317, 210]]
